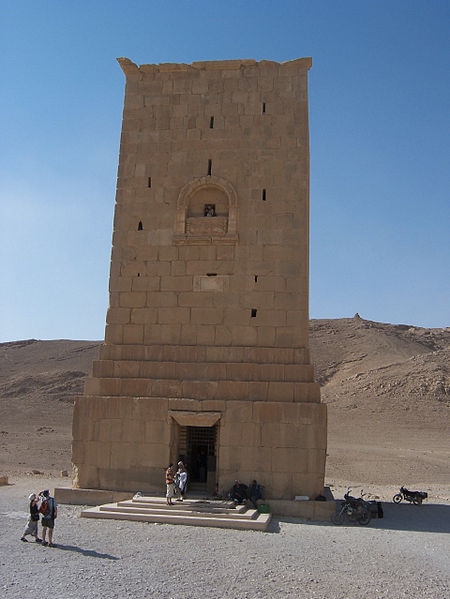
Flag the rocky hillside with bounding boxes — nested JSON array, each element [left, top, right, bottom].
[[1, 317, 449, 411], [310, 316, 449, 406]]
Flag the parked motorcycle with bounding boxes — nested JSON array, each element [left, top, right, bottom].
[[332, 488, 371, 525], [393, 486, 428, 505]]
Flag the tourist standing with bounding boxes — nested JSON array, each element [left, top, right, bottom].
[[165, 464, 175, 505], [175, 461, 188, 501], [39, 489, 58, 547], [20, 493, 42, 543]]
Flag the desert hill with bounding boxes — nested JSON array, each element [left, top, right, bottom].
[[310, 316, 449, 414], [1, 317, 449, 498]]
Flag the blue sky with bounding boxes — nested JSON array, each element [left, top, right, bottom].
[[1, 1, 449, 342]]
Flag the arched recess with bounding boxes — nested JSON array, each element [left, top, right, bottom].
[[174, 176, 238, 244]]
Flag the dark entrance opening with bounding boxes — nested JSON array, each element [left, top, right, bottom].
[[180, 425, 217, 486]]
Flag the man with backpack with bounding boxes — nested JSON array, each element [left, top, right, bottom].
[[39, 489, 58, 547]]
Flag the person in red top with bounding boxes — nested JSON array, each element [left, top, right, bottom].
[[165, 464, 175, 505]]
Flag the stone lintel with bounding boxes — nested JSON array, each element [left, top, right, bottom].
[[169, 410, 222, 427], [173, 234, 238, 246]]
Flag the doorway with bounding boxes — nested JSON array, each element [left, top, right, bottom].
[[179, 425, 217, 488]]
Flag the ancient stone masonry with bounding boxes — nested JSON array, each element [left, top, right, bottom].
[[72, 57, 327, 502]]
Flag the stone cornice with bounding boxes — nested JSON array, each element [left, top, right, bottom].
[[117, 56, 312, 78]]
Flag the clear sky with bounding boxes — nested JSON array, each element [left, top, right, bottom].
[[1, 1, 449, 342]]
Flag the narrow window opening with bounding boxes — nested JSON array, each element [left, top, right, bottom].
[[251, 309, 257, 318], [262, 102, 266, 114], [138, 221, 143, 231], [148, 177, 152, 188], [262, 189, 266, 201], [206, 273, 217, 277], [254, 275, 258, 283], [137, 272, 140, 277], [207, 159, 212, 176], [210, 116, 215, 129]]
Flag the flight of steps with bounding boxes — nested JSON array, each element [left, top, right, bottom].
[[81, 495, 271, 531]]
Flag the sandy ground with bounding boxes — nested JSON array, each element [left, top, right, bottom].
[[1, 474, 449, 599], [1, 323, 449, 597], [1, 414, 449, 599]]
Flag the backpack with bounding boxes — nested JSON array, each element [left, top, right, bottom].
[[39, 499, 50, 516]]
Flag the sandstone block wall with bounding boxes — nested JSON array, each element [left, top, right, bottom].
[[73, 395, 326, 498], [72, 57, 328, 503]]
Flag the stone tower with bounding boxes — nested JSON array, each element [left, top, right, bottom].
[[72, 57, 327, 502]]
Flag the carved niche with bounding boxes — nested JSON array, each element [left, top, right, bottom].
[[174, 176, 238, 244]]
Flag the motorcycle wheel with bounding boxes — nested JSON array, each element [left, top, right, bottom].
[[393, 494, 402, 504], [358, 509, 371, 526], [332, 511, 345, 525]]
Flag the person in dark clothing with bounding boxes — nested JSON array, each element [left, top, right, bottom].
[[21, 493, 42, 543], [229, 480, 248, 505], [248, 480, 263, 508]]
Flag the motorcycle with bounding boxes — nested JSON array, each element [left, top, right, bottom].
[[393, 486, 428, 505], [332, 488, 371, 525]]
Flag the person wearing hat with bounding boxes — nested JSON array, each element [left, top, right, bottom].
[[39, 489, 58, 547], [20, 493, 42, 543]]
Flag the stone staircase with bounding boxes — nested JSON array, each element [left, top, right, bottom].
[[81, 495, 272, 531]]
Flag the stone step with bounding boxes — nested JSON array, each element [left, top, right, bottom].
[[121, 497, 249, 514], [84, 376, 320, 402], [92, 359, 314, 382], [105, 502, 258, 519], [98, 343, 309, 365], [81, 496, 271, 531]]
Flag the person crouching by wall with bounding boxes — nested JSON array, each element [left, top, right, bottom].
[[229, 480, 249, 505], [248, 480, 263, 509], [20, 493, 42, 543]]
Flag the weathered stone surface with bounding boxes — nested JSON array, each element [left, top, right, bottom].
[[72, 57, 327, 507]]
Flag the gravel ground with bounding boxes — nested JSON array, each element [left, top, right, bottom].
[[1, 477, 449, 599]]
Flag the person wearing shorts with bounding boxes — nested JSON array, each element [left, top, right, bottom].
[[40, 490, 58, 547], [165, 464, 175, 505]]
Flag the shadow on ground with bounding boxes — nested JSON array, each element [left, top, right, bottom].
[[278, 502, 450, 534], [55, 544, 119, 560]]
